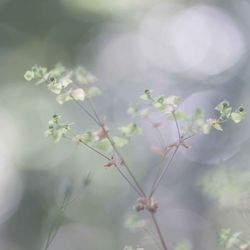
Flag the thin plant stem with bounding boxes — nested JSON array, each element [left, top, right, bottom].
[[72, 99, 100, 125], [43, 197, 68, 250], [79, 139, 111, 161], [77, 142, 141, 195], [105, 132, 147, 198], [150, 212, 168, 250], [113, 163, 143, 196], [84, 98, 147, 198], [149, 145, 180, 198], [172, 111, 181, 140], [64, 133, 110, 161], [155, 127, 166, 150], [70, 98, 180, 250], [143, 226, 163, 250], [87, 98, 103, 125], [149, 114, 182, 197], [65, 135, 142, 196], [73, 95, 146, 197], [149, 147, 173, 197], [144, 116, 167, 149]]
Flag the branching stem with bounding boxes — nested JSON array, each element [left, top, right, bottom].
[[150, 212, 168, 250], [149, 145, 180, 198]]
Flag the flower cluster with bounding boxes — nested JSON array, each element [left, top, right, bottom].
[[24, 64, 101, 105], [44, 114, 72, 142], [134, 197, 158, 213]]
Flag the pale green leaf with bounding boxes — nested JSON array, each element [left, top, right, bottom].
[[202, 123, 211, 134], [95, 138, 112, 152], [127, 103, 138, 115], [231, 112, 244, 123], [166, 95, 181, 105], [31, 64, 47, 78], [113, 136, 129, 147], [139, 108, 148, 117], [215, 100, 230, 113], [230, 107, 245, 123], [47, 82, 62, 94], [207, 119, 223, 131], [215, 100, 232, 119], [72, 132, 93, 144], [75, 67, 98, 84], [24, 70, 35, 81], [51, 63, 66, 77], [60, 76, 72, 88], [119, 123, 141, 137], [140, 89, 153, 100], [86, 86, 102, 98], [56, 89, 73, 104], [169, 111, 186, 120], [193, 108, 204, 120]]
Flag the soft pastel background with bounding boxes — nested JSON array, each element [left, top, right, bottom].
[[0, 0, 250, 249]]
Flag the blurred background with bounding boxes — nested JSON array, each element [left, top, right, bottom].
[[1, 0, 250, 249]]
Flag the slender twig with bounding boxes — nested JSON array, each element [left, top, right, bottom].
[[84, 98, 147, 198], [82, 142, 142, 196], [79, 139, 111, 161], [68, 87, 181, 250], [43, 196, 68, 250], [183, 133, 197, 141], [149, 147, 173, 197], [64, 133, 110, 161], [172, 111, 181, 140], [149, 145, 180, 197], [65, 135, 143, 196], [72, 95, 146, 197], [104, 132, 147, 198], [112, 163, 143, 196], [87, 98, 103, 125], [143, 226, 163, 250], [72, 99, 100, 125], [145, 117, 166, 150], [150, 212, 168, 250], [155, 127, 166, 150]]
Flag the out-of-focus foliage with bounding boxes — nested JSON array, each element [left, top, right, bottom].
[[174, 240, 193, 250], [199, 169, 250, 207]]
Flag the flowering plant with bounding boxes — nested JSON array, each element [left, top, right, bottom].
[[24, 63, 246, 250]]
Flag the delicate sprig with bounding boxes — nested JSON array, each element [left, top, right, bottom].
[[24, 64, 246, 250], [44, 114, 72, 143]]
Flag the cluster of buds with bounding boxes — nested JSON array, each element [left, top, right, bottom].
[[103, 157, 123, 168], [134, 197, 158, 213]]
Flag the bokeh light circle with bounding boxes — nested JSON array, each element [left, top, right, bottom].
[[139, 4, 246, 79]]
